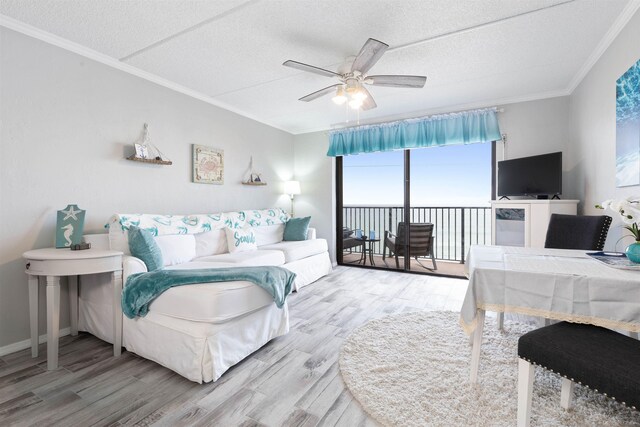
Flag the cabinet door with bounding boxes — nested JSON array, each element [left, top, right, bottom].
[[492, 204, 530, 247]]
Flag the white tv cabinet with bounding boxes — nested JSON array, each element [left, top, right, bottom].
[[490, 199, 579, 248]]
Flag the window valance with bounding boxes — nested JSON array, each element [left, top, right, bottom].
[[327, 108, 502, 157]]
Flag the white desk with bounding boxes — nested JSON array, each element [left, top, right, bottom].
[[461, 245, 640, 383], [24, 248, 123, 370]]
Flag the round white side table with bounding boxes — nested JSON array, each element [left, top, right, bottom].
[[23, 247, 123, 370]]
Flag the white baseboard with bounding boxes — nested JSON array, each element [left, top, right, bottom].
[[0, 327, 71, 357]]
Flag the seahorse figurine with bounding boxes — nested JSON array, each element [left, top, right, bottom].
[[62, 224, 74, 247]]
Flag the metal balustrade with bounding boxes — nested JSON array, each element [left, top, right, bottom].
[[343, 206, 492, 263]]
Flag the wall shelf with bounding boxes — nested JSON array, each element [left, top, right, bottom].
[[126, 155, 172, 165], [242, 181, 267, 186]]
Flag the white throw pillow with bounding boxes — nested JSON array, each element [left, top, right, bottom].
[[108, 226, 131, 255], [253, 224, 285, 246], [194, 229, 228, 257], [225, 227, 258, 253], [155, 234, 196, 266]]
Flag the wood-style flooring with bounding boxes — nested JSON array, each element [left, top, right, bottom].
[[341, 253, 467, 277], [0, 266, 470, 427]]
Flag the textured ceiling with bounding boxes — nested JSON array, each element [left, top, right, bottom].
[[0, 0, 633, 134]]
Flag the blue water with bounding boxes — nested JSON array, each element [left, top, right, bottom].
[[616, 60, 640, 123], [617, 150, 640, 187], [616, 59, 640, 187]]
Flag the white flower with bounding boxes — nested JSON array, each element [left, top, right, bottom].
[[598, 197, 640, 228], [611, 199, 630, 213], [599, 199, 613, 210], [621, 206, 640, 225]]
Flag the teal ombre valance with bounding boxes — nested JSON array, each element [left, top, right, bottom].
[[327, 108, 502, 157]]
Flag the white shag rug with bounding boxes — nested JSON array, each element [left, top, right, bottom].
[[339, 311, 640, 427]]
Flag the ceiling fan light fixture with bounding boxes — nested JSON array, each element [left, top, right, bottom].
[[349, 98, 363, 110], [352, 87, 368, 102], [332, 86, 347, 105], [345, 79, 359, 94]]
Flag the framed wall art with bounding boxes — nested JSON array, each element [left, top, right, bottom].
[[616, 58, 640, 187], [193, 144, 224, 184]]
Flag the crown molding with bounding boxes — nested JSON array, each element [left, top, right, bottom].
[[565, 0, 640, 94], [3, 0, 638, 138], [0, 14, 292, 135]]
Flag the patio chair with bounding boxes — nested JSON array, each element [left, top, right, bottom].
[[382, 222, 437, 270], [342, 227, 365, 259]]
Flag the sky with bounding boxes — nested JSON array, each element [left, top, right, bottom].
[[343, 142, 492, 207]]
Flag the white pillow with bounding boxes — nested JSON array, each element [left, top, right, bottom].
[[155, 234, 196, 266], [225, 227, 258, 253], [194, 229, 228, 257], [253, 224, 285, 246], [108, 226, 131, 255]]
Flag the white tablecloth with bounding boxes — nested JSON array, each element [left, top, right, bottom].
[[460, 245, 640, 334]]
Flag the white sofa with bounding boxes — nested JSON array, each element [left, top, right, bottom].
[[78, 208, 332, 383]]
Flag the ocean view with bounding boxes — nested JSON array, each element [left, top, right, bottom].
[[343, 205, 491, 262], [342, 143, 493, 261]]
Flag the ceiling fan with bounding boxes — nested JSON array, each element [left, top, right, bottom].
[[283, 38, 427, 111]]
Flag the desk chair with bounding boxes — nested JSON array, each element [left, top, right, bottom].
[[517, 321, 640, 427], [544, 214, 612, 250]]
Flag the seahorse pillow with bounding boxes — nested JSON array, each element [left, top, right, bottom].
[[224, 227, 258, 253]]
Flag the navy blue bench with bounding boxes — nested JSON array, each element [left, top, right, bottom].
[[517, 321, 640, 426]]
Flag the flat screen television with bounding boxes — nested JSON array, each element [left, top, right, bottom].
[[497, 152, 562, 198]]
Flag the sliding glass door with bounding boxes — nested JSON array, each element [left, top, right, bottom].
[[408, 144, 493, 275], [337, 142, 494, 277], [339, 150, 405, 268]]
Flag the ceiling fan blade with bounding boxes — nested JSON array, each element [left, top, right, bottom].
[[299, 84, 342, 102], [367, 75, 427, 88], [361, 87, 377, 111], [351, 38, 389, 74], [283, 60, 341, 78]]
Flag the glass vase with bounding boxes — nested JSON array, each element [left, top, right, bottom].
[[626, 242, 640, 263]]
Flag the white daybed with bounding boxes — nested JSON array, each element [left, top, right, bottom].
[[79, 208, 332, 383]]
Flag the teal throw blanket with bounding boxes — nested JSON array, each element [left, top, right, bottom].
[[122, 267, 296, 318]]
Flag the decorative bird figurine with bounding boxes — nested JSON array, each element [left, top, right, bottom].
[[62, 224, 74, 247]]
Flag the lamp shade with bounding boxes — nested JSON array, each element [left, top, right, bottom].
[[284, 180, 301, 196]]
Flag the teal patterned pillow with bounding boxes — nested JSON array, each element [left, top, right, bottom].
[[283, 216, 311, 241], [128, 226, 163, 271]]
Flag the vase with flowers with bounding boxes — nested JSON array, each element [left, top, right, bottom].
[[596, 196, 640, 263]]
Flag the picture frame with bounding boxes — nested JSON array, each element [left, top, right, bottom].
[[615, 58, 640, 187], [193, 144, 224, 184]]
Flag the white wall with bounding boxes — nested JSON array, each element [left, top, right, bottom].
[[496, 96, 573, 198], [0, 28, 294, 349], [293, 132, 336, 263], [568, 9, 640, 250]]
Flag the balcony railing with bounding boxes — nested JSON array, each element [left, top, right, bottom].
[[343, 206, 492, 263]]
